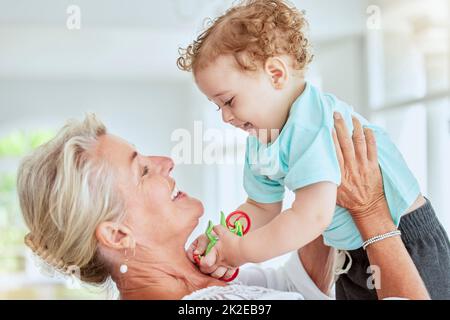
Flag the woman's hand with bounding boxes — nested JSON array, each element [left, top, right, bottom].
[[332, 112, 430, 300], [332, 113, 388, 224]]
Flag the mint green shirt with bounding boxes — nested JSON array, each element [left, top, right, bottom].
[[244, 82, 420, 250]]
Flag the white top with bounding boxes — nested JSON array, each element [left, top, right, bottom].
[[183, 252, 333, 300]]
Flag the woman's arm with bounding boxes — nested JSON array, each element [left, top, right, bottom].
[[332, 113, 430, 300], [298, 235, 336, 295], [236, 251, 333, 300]]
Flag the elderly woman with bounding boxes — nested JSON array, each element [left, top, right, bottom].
[[17, 114, 429, 300]]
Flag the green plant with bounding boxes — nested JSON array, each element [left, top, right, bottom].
[[0, 130, 54, 157], [0, 129, 54, 274]]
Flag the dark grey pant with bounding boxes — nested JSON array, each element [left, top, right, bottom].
[[336, 199, 450, 300]]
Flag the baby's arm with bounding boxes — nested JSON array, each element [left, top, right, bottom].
[[237, 181, 336, 265], [236, 199, 282, 231], [185, 199, 281, 266]]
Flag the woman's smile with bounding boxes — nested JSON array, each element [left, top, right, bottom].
[[170, 184, 187, 201]]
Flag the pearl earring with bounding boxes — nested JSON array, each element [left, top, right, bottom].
[[119, 249, 129, 274], [119, 264, 128, 274]]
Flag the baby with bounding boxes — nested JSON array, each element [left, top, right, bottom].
[[178, 0, 450, 299]]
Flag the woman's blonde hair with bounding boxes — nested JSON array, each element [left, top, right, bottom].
[[177, 0, 313, 73], [18, 114, 125, 284]]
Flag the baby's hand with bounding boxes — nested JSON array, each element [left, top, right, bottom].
[[187, 225, 244, 280], [199, 225, 244, 274]]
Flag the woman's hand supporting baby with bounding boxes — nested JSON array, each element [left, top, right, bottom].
[[331, 113, 430, 299], [332, 113, 386, 228]]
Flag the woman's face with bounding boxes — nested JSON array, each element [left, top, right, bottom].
[[95, 134, 204, 247]]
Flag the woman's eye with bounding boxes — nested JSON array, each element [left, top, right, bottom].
[[142, 166, 149, 177]]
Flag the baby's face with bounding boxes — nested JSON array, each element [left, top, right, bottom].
[[194, 55, 288, 143]]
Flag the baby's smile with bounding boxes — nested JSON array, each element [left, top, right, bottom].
[[233, 121, 258, 136]]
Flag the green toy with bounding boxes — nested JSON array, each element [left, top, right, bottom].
[[203, 211, 244, 256]]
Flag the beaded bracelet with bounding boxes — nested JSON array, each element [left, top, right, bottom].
[[362, 230, 402, 250]]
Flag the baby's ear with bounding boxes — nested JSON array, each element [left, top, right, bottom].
[[264, 57, 288, 89]]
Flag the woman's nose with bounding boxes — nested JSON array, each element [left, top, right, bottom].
[[221, 107, 234, 124], [149, 157, 174, 176]]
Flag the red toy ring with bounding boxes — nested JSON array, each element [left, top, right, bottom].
[[220, 268, 240, 282], [193, 254, 201, 265], [226, 211, 251, 235], [221, 211, 250, 282]]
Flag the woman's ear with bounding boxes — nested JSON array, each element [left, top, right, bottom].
[[96, 222, 135, 250], [264, 57, 288, 90]]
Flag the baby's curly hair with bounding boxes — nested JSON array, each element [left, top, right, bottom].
[[177, 0, 313, 73]]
